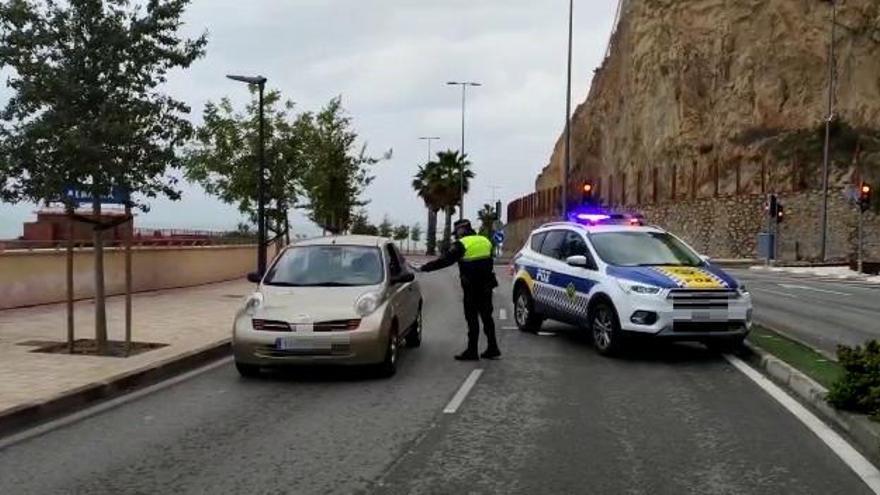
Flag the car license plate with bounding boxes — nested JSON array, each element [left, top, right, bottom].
[[275, 336, 330, 351], [290, 323, 314, 333]]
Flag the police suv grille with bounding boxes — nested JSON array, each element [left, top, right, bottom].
[[667, 289, 739, 309], [252, 319, 291, 331], [672, 321, 747, 333]]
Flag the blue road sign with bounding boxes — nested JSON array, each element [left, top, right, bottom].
[[63, 186, 130, 205], [493, 230, 505, 244]]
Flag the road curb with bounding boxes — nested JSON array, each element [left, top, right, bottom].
[[743, 341, 880, 466], [0, 339, 231, 438]]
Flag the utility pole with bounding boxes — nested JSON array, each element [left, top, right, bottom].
[[819, 0, 837, 261], [563, 0, 574, 219], [447, 81, 481, 220]]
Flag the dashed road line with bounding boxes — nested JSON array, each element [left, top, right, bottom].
[[498, 309, 508, 320], [443, 369, 484, 414]]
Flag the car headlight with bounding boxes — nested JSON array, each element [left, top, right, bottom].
[[616, 279, 662, 295], [738, 283, 749, 295], [243, 293, 263, 316], [355, 291, 383, 317]]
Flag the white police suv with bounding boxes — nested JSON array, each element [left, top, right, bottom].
[[511, 215, 752, 355]]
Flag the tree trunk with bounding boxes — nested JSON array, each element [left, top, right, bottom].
[[93, 199, 108, 354], [442, 207, 453, 253], [426, 208, 438, 255]]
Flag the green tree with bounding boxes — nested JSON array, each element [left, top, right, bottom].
[[433, 150, 474, 251], [0, 0, 207, 354], [412, 162, 443, 255], [349, 209, 378, 235], [393, 224, 410, 251], [378, 215, 394, 238], [410, 223, 422, 253], [298, 97, 386, 234], [186, 89, 304, 246], [477, 203, 497, 236]]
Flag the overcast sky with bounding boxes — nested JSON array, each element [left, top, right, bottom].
[[0, 0, 618, 239]]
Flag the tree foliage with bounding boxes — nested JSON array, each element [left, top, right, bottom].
[[393, 224, 409, 241], [349, 209, 378, 235], [0, 0, 207, 205], [410, 223, 422, 243], [378, 215, 393, 238], [298, 97, 384, 234], [477, 203, 497, 236], [186, 89, 304, 237]]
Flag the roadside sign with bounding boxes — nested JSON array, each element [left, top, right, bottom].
[[63, 186, 130, 205], [493, 230, 505, 245]]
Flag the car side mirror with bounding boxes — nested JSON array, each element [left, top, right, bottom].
[[246, 272, 262, 284], [566, 255, 589, 268], [391, 272, 416, 285]]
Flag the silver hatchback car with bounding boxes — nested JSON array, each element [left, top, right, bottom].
[[233, 236, 422, 377]]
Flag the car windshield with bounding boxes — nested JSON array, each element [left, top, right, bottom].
[[263, 245, 384, 287], [589, 231, 703, 267]]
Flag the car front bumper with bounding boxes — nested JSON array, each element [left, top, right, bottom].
[[232, 313, 389, 367], [616, 291, 752, 341]]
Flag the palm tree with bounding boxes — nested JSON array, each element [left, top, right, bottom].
[[412, 162, 443, 255], [433, 150, 474, 251], [477, 203, 496, 236]]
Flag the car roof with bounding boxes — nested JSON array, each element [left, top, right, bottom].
[[533, 221, 664, 235], [292, 235, 388, 248]]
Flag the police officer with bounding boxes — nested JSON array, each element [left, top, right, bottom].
[[419, 219, 500, 361]]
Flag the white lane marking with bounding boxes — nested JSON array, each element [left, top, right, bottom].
[[501, 326, 519, 330], [752, 287, 800, 299], [0, 356, 233, 451], [443, 369, 484, 414], [498, 309, 508, 320], [778, 283, 851, 296], [725, 354, 880, 494]]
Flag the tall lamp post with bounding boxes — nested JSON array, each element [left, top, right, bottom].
[[819, 0, 837, 261], [227, 74, 268, 275], [447, 81, 481, 220], [562, 0, 574, 219], [418, 136, 440, 163]]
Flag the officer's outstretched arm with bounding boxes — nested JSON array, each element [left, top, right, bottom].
[[420, 241, 465, 272]]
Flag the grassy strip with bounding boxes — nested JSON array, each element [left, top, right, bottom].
[[747, 325, 843, 389]]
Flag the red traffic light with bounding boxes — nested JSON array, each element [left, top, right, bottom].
[[859, 182, 872, 212], [861, 184, 872, 196], [582, 183, 593, 193]]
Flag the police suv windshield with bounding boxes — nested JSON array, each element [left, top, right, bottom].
[[590, 231, 703, 267]]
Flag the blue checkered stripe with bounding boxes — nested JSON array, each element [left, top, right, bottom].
[[534, 281, 590, 319]]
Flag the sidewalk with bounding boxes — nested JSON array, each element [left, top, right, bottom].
[[750, 265, 880, 284], [0, 279, 253, 420]]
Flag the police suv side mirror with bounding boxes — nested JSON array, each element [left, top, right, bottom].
[[566, 255, 589, 268], [246, 271, 262, 284]]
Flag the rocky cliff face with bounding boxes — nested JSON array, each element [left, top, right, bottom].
[[537, 0, 880, 200]]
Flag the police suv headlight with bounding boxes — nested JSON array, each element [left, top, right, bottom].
[[355, 291, 383, 317], [616, 279, 662, 295]]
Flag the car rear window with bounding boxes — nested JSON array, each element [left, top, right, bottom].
[[264, 245, 384, 287]]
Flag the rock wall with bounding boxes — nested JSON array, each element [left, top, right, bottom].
[[537, 0, 880, 200]]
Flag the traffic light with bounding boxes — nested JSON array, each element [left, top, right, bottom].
[[859, 182, 872, 212], [581, 181, 594, 205], [776, 204, 784, 223]]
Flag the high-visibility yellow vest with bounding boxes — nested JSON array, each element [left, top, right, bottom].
[[460, 235, 493, 261]]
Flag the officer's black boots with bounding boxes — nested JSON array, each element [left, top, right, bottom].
[[480, 348, 501, 360]]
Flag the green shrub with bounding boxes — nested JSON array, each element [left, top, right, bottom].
[[827, 341, 880, 420]]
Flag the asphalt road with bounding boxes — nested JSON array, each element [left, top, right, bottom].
[[728, 268, 880, 357], [0, 269, 873, 494]]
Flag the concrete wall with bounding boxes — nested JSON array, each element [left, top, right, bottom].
[[0, 244, 271, 310], [504, 189, 879, 262]]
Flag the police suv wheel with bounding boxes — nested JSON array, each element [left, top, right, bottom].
[[514, 287, 542, 333], [591, 302, 623, 356]]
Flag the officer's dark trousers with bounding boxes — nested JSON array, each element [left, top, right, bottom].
[[462, 287, 498, 354]]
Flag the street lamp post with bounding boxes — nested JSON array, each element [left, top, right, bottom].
[[563, 0, 574, 219], [447, 81, 481, 220], [819, 0, 837, 261], [418, 136, 440, 163], [227, 74, 268, 275]]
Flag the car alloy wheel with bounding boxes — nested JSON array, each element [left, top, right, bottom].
[[515, 293, 530, 327], [592, 307, 614, 351]]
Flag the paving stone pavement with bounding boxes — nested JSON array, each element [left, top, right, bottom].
[[0, 279, 254, 415]]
